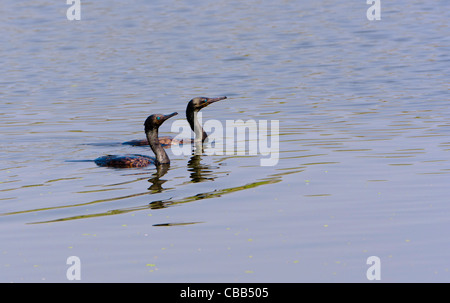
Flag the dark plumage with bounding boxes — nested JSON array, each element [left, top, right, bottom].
[[94, 154, 155, 168], [95, 112, 178, 168], [122, 96, 227, 146]]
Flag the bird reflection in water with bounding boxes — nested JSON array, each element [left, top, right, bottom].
[[146, 163, 170, 209], [146, 164, 170, 193], [188, 140, 220, 183], [187, 154, 219, 183]]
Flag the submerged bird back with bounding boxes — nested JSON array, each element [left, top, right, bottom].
[[94, 155, 155, 168]]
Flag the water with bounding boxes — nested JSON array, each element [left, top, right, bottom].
[[1, 0, 449, 282]]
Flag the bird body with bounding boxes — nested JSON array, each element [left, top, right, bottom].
[[122, 96, 226, 146], [94, 154, 155, 168], [95, 112, 178, 168]]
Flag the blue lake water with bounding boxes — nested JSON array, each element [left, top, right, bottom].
[[1, 0, 449, 282]]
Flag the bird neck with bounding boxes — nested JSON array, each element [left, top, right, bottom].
[[146, 128, 170, 164], [186, 106, 208, 142]]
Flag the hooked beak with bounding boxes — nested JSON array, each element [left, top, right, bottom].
[[162, 112, 178, 121], [201, 96, 227, 108]]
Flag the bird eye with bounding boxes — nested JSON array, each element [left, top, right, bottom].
[[203, 99, 207, 103], [157, 117, 161, 120]]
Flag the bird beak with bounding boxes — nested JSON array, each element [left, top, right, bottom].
[[206, 96, 227, 105], [162, 112, 178, 121], [200, 96, 227, 108]]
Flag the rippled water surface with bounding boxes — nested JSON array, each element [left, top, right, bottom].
[[1, 0, 449, 282]]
